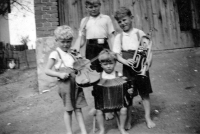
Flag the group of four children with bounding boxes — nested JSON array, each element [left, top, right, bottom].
[[45, 0, 156, 134]]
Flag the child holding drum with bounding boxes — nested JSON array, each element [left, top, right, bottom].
[[92, 49, 133, 134]]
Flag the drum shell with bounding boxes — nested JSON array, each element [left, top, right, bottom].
[[93, 80, 132, 112]]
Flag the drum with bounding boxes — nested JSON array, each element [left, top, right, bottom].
[[93, 77, 132, 112], [76, 69, 100, 87], [73, 58, 100, 87]]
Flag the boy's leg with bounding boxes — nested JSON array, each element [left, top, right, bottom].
[[96, 110, 105, 134], [125, 105, 132, 130], [74, 108, 87, 134], [142, 95, 156, 128], [64, 111, 73, 134], [135, 73, 155, 128], [88, 108, 99, 133], [114, 111, 120, 129], [119, 108, 129, 134], [89, 107, 97, 116]]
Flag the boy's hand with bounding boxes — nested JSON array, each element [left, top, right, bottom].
[[127, 88, 134, 95], [59, 73, 69, 80], [146, 52, 153, 71], [125, 59, 135, 66]]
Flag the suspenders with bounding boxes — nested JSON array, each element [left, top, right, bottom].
[[55, 49, 77, 69], [120, 30, 140, 47], [100, 71, 119, 79]]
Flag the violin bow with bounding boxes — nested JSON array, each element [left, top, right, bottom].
[[71, 48, 111, 72], [75, 54, 100, 71]]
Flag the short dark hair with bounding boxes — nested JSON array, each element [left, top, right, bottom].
[[98, 49, 117, 63], [85, 0, 101, 6], [114, 7, 132, 21]]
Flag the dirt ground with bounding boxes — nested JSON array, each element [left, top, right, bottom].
[[0, 48, 200, 134]]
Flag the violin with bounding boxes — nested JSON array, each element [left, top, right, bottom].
[[69, 49, 100, 87]]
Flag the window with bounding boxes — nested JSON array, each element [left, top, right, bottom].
[[176, 0, 192, 31]]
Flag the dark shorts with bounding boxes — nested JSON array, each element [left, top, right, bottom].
[[122, 50, 153, 99], [85, 39, 109, 72]]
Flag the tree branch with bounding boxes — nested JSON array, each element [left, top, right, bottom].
[[0, 0, 33, 16]]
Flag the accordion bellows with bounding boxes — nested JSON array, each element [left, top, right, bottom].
[[93, 77, 131, 112]]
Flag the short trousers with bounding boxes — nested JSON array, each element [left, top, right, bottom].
[[57, 69, 87, 111], [122, 50, 153, 99]]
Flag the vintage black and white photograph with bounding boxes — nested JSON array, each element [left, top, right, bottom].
[[0, 0, 200, 134]]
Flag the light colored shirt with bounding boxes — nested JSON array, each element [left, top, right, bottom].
[[79, 14, 115, 39], [102, 71, 122, 79], [49, 47, 75, 69], [112, 28, 145, 53]]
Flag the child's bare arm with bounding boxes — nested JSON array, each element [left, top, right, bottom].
[[116, 54, 135, 67], [45, 58, 69, 79], [146, 52, 153, 71], [72, 35, 86, 51], [108, 31, 115, 50], [80, 35, 86, 48]]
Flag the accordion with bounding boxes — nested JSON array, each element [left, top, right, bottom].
[[93, 77, 132, 112]]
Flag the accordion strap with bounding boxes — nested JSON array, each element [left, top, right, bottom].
[[55, 48, 77, 69], [120, 30, 140, 49]]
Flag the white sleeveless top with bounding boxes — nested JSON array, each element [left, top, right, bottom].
[[101, 71, 122, 79]]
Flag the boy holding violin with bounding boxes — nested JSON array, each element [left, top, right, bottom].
[[45, 25, 88, 134]]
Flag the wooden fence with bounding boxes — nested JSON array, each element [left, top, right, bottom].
[[58, 0, 200, 50], [0, 42, 36, 72]]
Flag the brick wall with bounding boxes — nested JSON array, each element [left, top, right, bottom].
[[34, 0, 59, 37]]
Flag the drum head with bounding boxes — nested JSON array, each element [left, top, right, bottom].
[[97, 77, 127, 87], [76, 70, 100, 87]]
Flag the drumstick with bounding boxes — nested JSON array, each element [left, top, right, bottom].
[[114, 111, 120, 130], [124, 96, 129, 106], [74, 49, 110, 71], [93, 115, 96, 134]]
